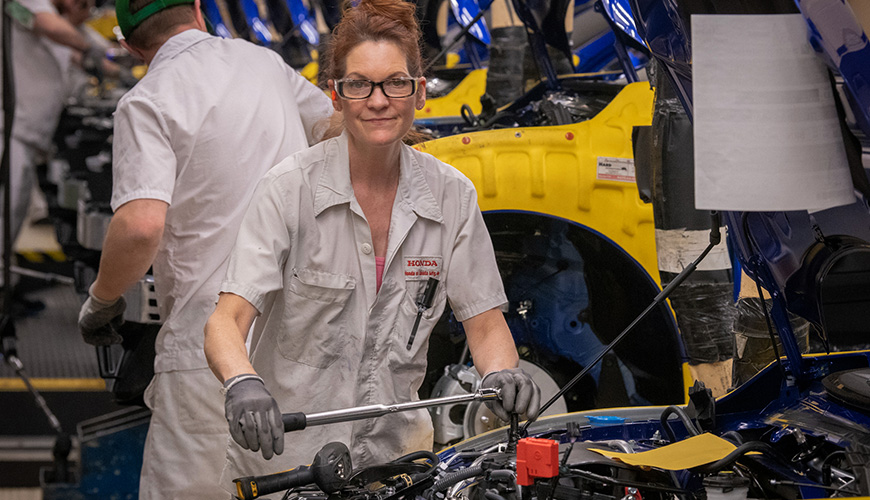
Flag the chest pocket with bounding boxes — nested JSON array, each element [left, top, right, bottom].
[[387, 280, 448, 398], [277, 268, 356, 369], [396, 280, 448, 356]]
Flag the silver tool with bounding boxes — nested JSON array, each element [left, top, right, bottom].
[[283, 388, 501, 431]]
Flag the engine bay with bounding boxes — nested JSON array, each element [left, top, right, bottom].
[[234, 361, 870, 500]]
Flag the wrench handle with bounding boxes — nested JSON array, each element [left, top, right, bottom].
[[234, 467, 313, 499], [281, 389, 501, 432], [283, 412, 307, 432]]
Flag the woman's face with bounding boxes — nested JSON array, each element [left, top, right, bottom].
[[329, 40, 426, 150]]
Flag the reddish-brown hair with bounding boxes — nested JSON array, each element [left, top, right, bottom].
[[322, 0, 423, 81]]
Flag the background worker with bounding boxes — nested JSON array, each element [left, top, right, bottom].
[[1, 0, 108, 300], [203, 0, 540, 489], [75, 0, 333, 497], [63, 0, 135, 94]]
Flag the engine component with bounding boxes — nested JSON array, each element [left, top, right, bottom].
[[76, 198, 112, 251], [516, 438, 559, 485], [703, 472, 750, 500], [121, 276, 162, 324]]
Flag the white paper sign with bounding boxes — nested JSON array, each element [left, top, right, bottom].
[[692, 14, 855, 212]]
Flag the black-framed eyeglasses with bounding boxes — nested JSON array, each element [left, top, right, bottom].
[[334, 77, 419, 99]]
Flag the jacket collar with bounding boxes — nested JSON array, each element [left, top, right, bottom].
[[148, 29, 212, 70], [313, 132, 443, 224]]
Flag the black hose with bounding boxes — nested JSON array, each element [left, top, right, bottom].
[[392, 449, 440, 475], [693, 441, 779, 474], [721, 431, 744, 445], [659, 406, 701, 443], [432, 465, 484, 492], [488, 470, 516, 481], [461, 104, 480, 127], [484, 490, 509, 500]]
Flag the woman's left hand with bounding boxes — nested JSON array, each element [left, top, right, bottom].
[[480, 368, 541, 421]]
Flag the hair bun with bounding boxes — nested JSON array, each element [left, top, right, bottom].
[[324, 0, 424, 82], [352, 0, 418, 34]]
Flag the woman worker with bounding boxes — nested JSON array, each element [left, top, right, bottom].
[[204, 0, 540, 485]]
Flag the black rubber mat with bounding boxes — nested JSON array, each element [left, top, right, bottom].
[[0, 282, 100, 380]]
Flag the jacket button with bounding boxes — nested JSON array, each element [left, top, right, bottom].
[[361, 243, 372, 254]]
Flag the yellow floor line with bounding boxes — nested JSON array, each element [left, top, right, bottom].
[[0, 378, 106, 391], [16, 251, 46, 264]]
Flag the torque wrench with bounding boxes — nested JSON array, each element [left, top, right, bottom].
[[283, 388, 501, 432]]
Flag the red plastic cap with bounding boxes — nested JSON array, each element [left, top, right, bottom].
[[516, 437, 560, 486]]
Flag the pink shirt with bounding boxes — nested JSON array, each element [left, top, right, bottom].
[[375, 256, 385, 292]]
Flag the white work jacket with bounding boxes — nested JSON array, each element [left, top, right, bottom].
[[111, 29, 332, 373], [220, 132, 507, 485], [3, 0, 72, 151]]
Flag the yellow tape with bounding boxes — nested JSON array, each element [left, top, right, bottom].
[[0, 378, 106, 391], [46, 250, 67, 261], [589, 433, 736, 470], [17, 251, 44, 263], [681, 362, 693, 404]]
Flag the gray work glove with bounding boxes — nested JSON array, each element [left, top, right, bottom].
[[78, 285, 125, 346], [480, 368, 541, 421], [224, 374, 284, 460]]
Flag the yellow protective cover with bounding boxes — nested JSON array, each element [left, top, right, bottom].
[[416, 69, 487, 119], [589, 433, 736, 470], [415, 82, 659, 282]]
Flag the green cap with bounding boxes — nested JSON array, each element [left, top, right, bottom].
[[116, 0, 196, 39]]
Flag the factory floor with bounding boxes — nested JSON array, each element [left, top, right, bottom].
[[0, 218, 125, 493]]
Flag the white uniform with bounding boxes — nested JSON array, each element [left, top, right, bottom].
[[0, 0, 72, 259], [110, 29, 331, 500], [220, 132, 507, 493]]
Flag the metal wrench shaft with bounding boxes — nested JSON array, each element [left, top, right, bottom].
[[283, 388, 501, 432]]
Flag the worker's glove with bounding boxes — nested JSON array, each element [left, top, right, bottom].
[[81, 46, 105, 81], [78, 285, 125, 346], [224, 374, 284, 460], [480, 368, 541, 421]]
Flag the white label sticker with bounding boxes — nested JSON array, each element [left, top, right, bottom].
[[597, 157, 636, 182], [404, 256, 442, 281]]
